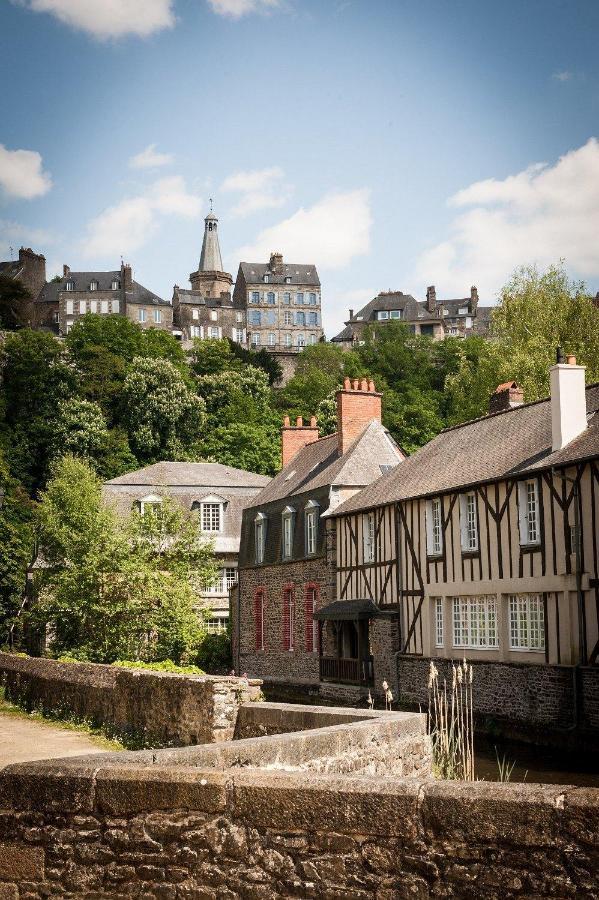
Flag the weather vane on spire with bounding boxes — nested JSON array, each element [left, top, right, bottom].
[[209, 197, 213, 212]]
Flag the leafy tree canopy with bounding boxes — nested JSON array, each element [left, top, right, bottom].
[[0, 275, 33, 331]]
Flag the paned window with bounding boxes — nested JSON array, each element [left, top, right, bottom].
[[254, 513, 266, 563], [236, 311, 243, 322], [89, 280, 98, 291], [251, 333, 260, 346], [282, 587, 295, 651], [434, 598, 444, 648], [305, 503, 318, 555], [460, 492, 478, 552], [235, 328, 244, 342], [309, 293, 317, 305], [309, 311, 318, 325], [284, 310, 293, 326], [90, 300, 97, 314], [112, 299, 120, 313], [509, 594, 545, 651], [224, 568, 237, 591], [138, 309, 146, 323], [296, 311, 305, 326], [192, 308, 199, 320], [363, 511, 375, 563], [191, 325, 202, 338], [210, 310, 218, 321], [297, 333, 305, 347], [305, 585, 319, 652], [65, 281, 73, 291], [426, 497, 443, 556], [390, 309, 403, 319], [296, 292, 304, 305], [268, 332, 276, 346], [263, 274, 269, 283], [250, 291, 260, 303], [112, 280, 120, 291], [79, 300, 86, 314], [210, 326, 219, 338], [267, 291, 276, 305], [101, 300, 108, 314], [250, 311, 261, 326], [201, 502, 222, 532], [518, 479, 541, 546], [452, 596, 498, 649], [377, 310, 389, 320], [309, 334, 317, 344], [283, 292, 291, 304], [154, 309, 162, 323], [285, 333, 292, 346], [66, 299, 73, 314], [282, 508, 295, 559], [254, 589, 265, 650]]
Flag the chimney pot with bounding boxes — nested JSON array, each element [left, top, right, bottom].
[[368, 379, 375, 392], [283, 415, 290, 427], [310, 415, 317, 427], [488, 381, 524, 414], [352, 379, 359, 390], [296, 416, 303, 427], [349, 308, 354, 319], [343, 377, 351, 390], [360, 378, 368, 391], [281, 413, 319, 467]]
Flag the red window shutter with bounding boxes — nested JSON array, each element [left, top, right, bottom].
[[305, 584, 319, 652], [254, 590, 264, 651], [282, 588, 291, 650]]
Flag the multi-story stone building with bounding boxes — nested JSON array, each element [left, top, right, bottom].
[[233, 253, 324, 378], [103, 461, 269, 632], [173, 211, 245, 347], [38, 262, 172, 336], [0, 246, 47, 328], [331, 285, 492, 348], [232, 380, 404, 682]]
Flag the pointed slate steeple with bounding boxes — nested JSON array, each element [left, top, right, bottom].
[[189, 206, 233, 297]]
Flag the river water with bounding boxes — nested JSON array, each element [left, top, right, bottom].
[[473, 737, 599, 786]]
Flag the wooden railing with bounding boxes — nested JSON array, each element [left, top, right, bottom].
[[319, 655, 374, 685]]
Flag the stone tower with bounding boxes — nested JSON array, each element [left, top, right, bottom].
[[189, 210, 233, 298]]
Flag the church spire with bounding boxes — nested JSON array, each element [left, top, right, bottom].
[[199, 207, 224, 273]]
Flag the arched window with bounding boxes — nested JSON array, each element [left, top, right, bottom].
[[281, 506, 295, 559], [304, 499, 320, 556], [254, 512, 267, 563], [267, 291, 275, 305], [282, 585, 295, 651], [305, 583, 320, 652]]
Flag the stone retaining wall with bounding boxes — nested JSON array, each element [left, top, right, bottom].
[[0, 653, 262, 747], [0, 763, 596, 898]]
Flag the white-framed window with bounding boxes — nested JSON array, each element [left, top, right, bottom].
[[305, 500, 319, 556], [459, 306, 468, 315], [282, 506, 295, 560], [90, 300, 97, 314], [518, 479, 541, 546], [112, 299, 120, 313], [210, 310, 218, 321], [101, 300, 108, 314], [309, 293, 317, 305], [284, 333, 292, 347], [377, 310, 389, 320], [224, 567, 237, 592], [296, 292, 304, 305], [192, 308, 199, 320], [426, 497, 443, 557], [65, 320, 74, 333], [250, 291, 260, 303], [263, 274, 269, 283], [112, 279, 120, 291], [452, 595, 498, 649], [254, 512, 266, 564], [283, 292, 291, 304], [509, 594, 545, 651], [297, 333, 305, 347], [154, 309, 162, 323], [309, 334, 317, 345], [138, 494, 162, 517], [65, 281, 73, 291], [191, 325, 202, 338], [66, 299, 73, 315], [89, 280, 98, 291], [390, 309, 403, 319], [434, 598, 444, 648], [236, 311, 243, 323], [285, 276, 291, 284], [268, 332, 276, 346], [362, 511, 375, 563], [235, 328, 244, 343], [460, 492, 478, 552], [201, 502, 222, 532], [267, 292, 276, 305], [79, 300, 86, 314], [138, 309, 146, 323], [284, 310, 293, 326], [210, 326, 219, 338], [250, 333, 260, 346]]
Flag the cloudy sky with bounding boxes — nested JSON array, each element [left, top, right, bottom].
[[1, 0, 598, 336]]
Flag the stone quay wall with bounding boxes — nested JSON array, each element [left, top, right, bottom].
[[0, 653, 262, 747], [397, 655, 599, 733], [0, 764, 596, 898]]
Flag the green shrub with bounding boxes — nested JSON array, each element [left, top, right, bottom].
[[195, 632, 231, 674], [112, 659, 205, 676]]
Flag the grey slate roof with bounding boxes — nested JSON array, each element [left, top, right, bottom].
[[331, 384, 599, 516], [105, 461, 269, 488], [239, 262, 320, 287], [0, 260, 22, 278], [39, 272, 170, 307], [251, 420, 403, 508], [199, 216, 224, 273], [173, 287, 238, 308]]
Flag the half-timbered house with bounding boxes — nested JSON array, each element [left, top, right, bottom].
[[330, 356, 599, 729], [233, 379, 404, 687]]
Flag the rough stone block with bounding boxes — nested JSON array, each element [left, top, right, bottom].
[[0, 763, 97, 813], [0, 843, 44, 880], [94, 767, 228, 815], [0, 886, 18, 900]]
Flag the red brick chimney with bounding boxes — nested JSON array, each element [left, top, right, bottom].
[[336, 377, 382, 456], [281, 415, 319, 468], [489, 381, 524, 415]]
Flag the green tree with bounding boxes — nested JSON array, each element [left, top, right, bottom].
[[200, 422, 280, 476], [70, 344, 127, 421], [121, 357, 206, 462], [0, 275, 33, 331], [294, 342, 346, 379], [66, 314, 144, 363], [196, 366, 271, 421], [51, 398, 109, 463], [279, 370, 340, 422], [140, 328, 188, 369], [189, 338, 240, 377], [0, 449, 35, 643], [34, 456, 215, 663]]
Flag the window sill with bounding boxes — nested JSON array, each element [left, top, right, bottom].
[[461, 549, 480, 558], [427, 553, 444, 562], [520, 542, 541, 553]]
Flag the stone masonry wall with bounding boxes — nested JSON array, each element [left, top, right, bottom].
[[0, 653, 261, 747], [0, 765, 595, 898], [398, 655, 599, 732]]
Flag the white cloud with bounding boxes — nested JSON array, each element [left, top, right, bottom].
[[17, 0, 175, 39], [414, 138, 599, 300], [221, 166, 291, 217], [0, 219, 54, 249], [324, 286, 376, 337], [552, 70, 573, 82], [129, 144, 174, 170], [207, 0, 281, 19], [236, 189, 372, 270], [82, 176, 201, 259], [0, 144, 52, 199]]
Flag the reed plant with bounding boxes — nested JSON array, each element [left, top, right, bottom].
[[428, 659, 475, 780]]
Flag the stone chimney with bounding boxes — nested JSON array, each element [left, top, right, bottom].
[[489, 381, 524, 415], [336, 377, 382, 456], [63, 264, 70, 278], [281, 415, 319, 468], [349, 308, 354, 319], [470, 285, 479, 311], [426, 285, 436, 314], [121, 263, 133, 291], [269, 252, 284, 274], [550, 350, 587, 452]]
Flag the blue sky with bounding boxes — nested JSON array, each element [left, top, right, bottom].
[[1, 0, 598, 335]]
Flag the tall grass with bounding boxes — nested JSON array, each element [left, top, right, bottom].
[[428, 659, 475, 781]]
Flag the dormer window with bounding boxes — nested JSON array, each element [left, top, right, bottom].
[[377, 310, 389, 320], [89, 280, 98, 291], [285, 276, 291, 284], [138, 494, 162, 516], [199, 497, 225, 533], [304, 500, 320, 556], [112, 280, 120, 291], [254, 512, 267, 564], [65, 281, 74, 291], [263, 274, 269, 283], [281, 506, 295, 560], [459, 306, 469, 315]]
